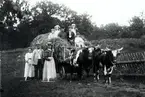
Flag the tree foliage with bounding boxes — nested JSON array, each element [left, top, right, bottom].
[[102, 23, 122, 38], [0, 0, 30, 49], [1, 0, 145, 50], [89, 14, 145, 40], [129, 16, 145, 38]]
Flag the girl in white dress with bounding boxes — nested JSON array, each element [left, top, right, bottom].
[[24, 48, 34, 81], [42, 43, 57, 82]]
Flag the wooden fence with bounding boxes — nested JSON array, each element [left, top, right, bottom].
[[113, 52, 145, 75]]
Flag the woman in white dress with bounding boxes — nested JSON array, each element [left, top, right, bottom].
[[42, 43, 57, 82], [24, 48, 35, 81]]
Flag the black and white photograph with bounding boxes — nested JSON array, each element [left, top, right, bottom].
[[0, 0, 145, 97]]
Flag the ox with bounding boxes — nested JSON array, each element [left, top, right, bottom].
[[72, 47, 95, 80], [93, 47, 123, 84]]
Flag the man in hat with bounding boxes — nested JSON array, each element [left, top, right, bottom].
[[32, 43, 44, 80], [70, 24, 79, 37], [68, 23, 79, 46]]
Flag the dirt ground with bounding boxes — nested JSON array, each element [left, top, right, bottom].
[[1, 75, 145, 97]]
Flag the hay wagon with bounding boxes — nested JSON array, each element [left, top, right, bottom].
[[58, 46, 79, 79], [58, 60, 79, 79]]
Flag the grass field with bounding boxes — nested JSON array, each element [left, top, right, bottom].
[[1, 76, 145, 97]]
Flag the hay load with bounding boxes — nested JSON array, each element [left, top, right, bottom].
[[31, 33, 50, 47], [30, 31, 92, 69], [31, 33, 71, 62]]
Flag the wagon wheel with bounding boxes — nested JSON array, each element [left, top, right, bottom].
[[59, 66, 66, 79]]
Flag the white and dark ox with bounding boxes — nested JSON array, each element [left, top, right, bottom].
[[71, 46, 123, 83], [93, 47, 123, 84], [71, 46, 95, 80]]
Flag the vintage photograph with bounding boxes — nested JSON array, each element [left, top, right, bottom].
[[0, 0, 145, 97]]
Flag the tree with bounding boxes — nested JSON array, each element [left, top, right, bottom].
[[0, 0, 31, 49], [30, 1, 64, 36], [121, 26, 131, 38], [77, 14, 94, 37], [129, 16, 144, 38], [102, 23, 122, 38], [65, 13, 94, 38], [30, 1, 94, 38], [0, 0, 98, 49]]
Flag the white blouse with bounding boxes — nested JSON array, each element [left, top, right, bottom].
[[25, 52, 33, 64], [54, 30, 60, 37], [70, 28, 77, 36]]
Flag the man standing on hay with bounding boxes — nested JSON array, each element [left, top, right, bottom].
[[68, 23, 85, 48], [68, 23, 78, 46]]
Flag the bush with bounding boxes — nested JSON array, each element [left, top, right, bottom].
[[91, 38, 145, 52], [141, 35, 145, 41]]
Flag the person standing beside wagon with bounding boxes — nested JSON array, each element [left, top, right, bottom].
[[42, 42, 56, 82], [24, 48, 34, 81], [32, 44, 44, 80]]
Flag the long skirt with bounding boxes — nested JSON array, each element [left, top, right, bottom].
[[24, 61, 35, 78], [42, 57, 56, 82]]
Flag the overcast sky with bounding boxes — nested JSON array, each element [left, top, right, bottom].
[[27, 0, 145, 26]]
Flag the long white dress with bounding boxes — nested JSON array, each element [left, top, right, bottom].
[[42, 50, 57, 82], [24, 52, 34, 78]]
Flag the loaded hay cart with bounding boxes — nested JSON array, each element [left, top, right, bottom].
[[58, 46, 79, 79]]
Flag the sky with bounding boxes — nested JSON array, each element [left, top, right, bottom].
[[27, 0, 145, 26]]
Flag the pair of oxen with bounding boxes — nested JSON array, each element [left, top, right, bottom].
[[67, 45, 123, 84]]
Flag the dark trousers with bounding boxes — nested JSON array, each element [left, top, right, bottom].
[[77, 63, 83, 79], [34, 59, 44, 80]]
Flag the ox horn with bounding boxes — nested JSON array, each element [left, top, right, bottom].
[[94, 45, 101, 49], [118, 47, 123, 51], [106, 47, 111, 50]]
